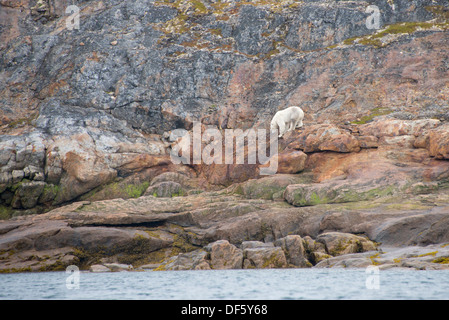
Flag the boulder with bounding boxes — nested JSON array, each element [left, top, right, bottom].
[[311, 252, 333, 265], [302, 236, 327, 254], [144, 181, 185, 197], [37, 183, 58, 205], [426, 124, 449, 159], [243, 247, 288, 269], [413, 216, 449, 245], [11, 181, 45, 209], [196, 162, 260, 187], [372, 208, 449, 246], [274, 235, 310, 267], [290, 124, 360, 153], [275, 150, 307, 174], [302, 236, 330, 264], [157, 250, 211, 271], [48, 134, 118, 204], [204, 240, 243, 270], [316, 232, 378, 256], [314, 252, 375, 269]]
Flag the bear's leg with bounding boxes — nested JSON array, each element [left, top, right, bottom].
[[292, 119, 298, 129], [291, 120, 297, 132], [278, 120, 286, 138], [286, 120, 292, 132]]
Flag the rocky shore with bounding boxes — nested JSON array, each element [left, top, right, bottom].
[[1, 0, 449, 272], [2, 117, 449, 272]]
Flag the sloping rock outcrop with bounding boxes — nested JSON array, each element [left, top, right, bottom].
[[1, 164, 449, 272], [1, 0, 449, 213]]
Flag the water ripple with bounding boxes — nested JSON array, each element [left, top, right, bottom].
[[1, 269, 448, 300]]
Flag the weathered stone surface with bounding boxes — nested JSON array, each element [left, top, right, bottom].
[[312, 252, 333, 265], [204, 240, 243, 270], [316, 232, 378, 256], [290, 124, 361, 153], [275, 150, 308, 174], [274, 235, 310, 268], [358, 119, 441, 138], [1, 184, 449, 271], [235, 174, 311, 200], [426, 124, 449, 159], [284, 179, 401, 207], [149, 171, 205, 191], [243, 247, 288, 269], [241, 241, 274, 250], [3, 0, 448, 135], [158, 249, 210, 271], [356, 136, 379, 149], [144, 181, 184, 198], [302, 236, 331, 264], [11, 181, 45, 209], [302, 236, 327, 255], [379, 135, 416, 148], [1, 0, 449, 214], [0, 108, 171, 212], [315, 244, 449, 270]]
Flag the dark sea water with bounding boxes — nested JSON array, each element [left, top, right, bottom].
[[1, 269, 448, 300]]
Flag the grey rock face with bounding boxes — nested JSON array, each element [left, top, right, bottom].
[[2, 0, 448, 134]]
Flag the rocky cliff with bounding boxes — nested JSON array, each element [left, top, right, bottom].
[[1, 0, 449, 272]]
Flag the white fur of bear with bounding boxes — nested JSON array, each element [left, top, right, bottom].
[[270, 106, 304, 138]]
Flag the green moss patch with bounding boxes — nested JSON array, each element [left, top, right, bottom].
[[261, 252, 286, 268], [80, 180, 150, 201], [351, 107, 393, 125], [287, 182, 399, 207], [343, 18, 449, 48], [0, 267, 32, 274], [0, 206, 13, 220], [5, 112, 38, 129], [369, 253, 381, 266], [418, 251, 438, 257], [432, 257, 449, 264], [125, 182, 150, 198]]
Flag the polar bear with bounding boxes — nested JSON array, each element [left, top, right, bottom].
[[270, 106, 304, 138]]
